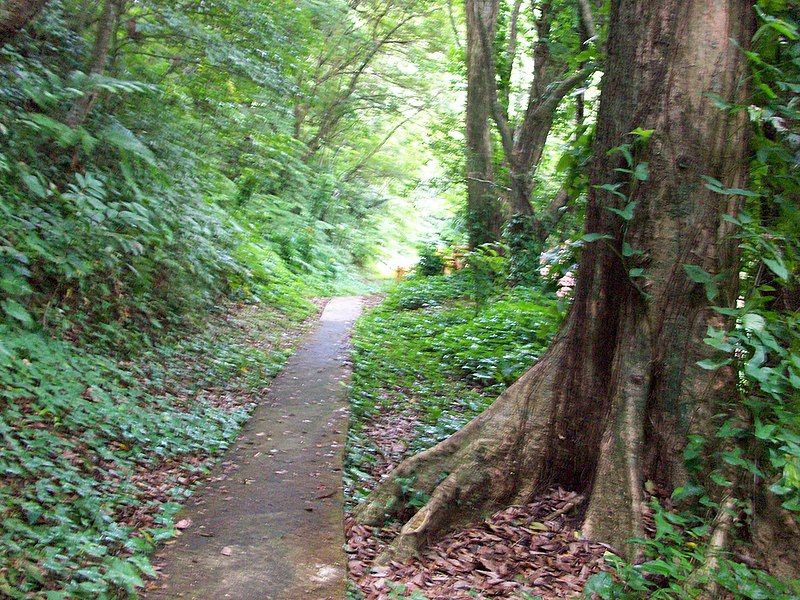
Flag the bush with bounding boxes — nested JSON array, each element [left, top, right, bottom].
[[386, 274, 471, 310], [416, 244, 446, 277]]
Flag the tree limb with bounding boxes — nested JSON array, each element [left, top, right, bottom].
[[577, 0, 596, 41], [342, 107, 424, 181], [447, 0, 462, 50], [474, 4, 515, 160]]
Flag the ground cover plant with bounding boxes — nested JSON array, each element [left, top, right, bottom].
[[0, 302, 316, 598]]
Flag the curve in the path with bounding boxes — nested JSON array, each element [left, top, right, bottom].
[[146, 296, 363, 600]]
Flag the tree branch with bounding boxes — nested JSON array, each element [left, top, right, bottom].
[[447, 0, 462, 50], [342, 107, 424, 181], [577, 0, 597, 41], [474, 4, 515, 160]]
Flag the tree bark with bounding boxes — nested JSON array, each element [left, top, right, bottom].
[[475, 0, 592, 235], [0, 0, 49, 48], [465, 0, 504, 246], [355, 0, 755, 563], [66, 0, 123, 129]]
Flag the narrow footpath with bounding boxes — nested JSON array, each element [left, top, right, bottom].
[[146, 297, 363, 600]]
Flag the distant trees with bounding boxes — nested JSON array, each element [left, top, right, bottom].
[[0, 0, 450, 333], [462, 0, 599, 249], [290, 0, 439, 172]]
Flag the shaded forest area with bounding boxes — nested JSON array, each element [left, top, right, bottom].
[[0, 0, 799, 598]]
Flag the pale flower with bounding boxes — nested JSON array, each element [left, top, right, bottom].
[[557, 273, 576, 288]]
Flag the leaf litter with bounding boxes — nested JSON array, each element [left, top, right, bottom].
[[346, 409, 610, 599]]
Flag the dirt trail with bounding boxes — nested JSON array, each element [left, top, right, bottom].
[[146, 297, 363, 600]]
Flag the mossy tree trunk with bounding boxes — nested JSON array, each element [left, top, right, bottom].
[[355, 0, 755, 561]]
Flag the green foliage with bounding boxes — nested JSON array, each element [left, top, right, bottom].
[[0, 304, 299, 597], [386, 273, 472, 310], [345, 276, 562, 504], [434, 287, 561, 388], [584, 500, 800, 599], [415, 244, 446, 277], [462, 244, 509, 307]]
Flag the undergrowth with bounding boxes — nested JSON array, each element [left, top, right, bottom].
[[345, 273, 562, 506], [0, 303, 311, 598]]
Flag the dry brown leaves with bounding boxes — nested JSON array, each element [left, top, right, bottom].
[[346, 488, 610, 599]]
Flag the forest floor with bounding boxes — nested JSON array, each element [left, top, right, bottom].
[[144, 297, 363, 600], [345, 410, 610, 599], [344, 280, 612, 599]]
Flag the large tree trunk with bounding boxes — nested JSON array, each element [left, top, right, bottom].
[[355, 0, 754, 563], [0, 0, 49, 48], [465, 0, 504, 246]]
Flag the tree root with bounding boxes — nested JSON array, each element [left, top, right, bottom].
[[353, 355, 560, 563]]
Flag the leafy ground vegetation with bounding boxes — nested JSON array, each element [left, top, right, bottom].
[[1, 302, 317, 597], [346, 272, 562, 502], [344, 271, 617, 598]]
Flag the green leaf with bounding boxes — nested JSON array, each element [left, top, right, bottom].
[[555, 153, 574, 173], [607, 201, 637, 221], [640, 559, 676, 576], [683, 264, 719, 300], [741, 313, 766, 332], [20, 172, 47, 199], [700, 175, 759, 197], [709, 470, 733, 487], [105, 558, 144, 592], [763, 256, 788, 280], [583, 572, 614, 598], [697, 357, 732, 370], [581, 233, 612, 242], [683, 264, 713, 284], [633, 162, 649, 181], [630, 128, 655, 141], [100, 122, 156, 165], [596, 182, 627, 200], [608, 144, 634, 166], [2, 299, 34, 327]]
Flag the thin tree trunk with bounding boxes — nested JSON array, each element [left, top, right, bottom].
[[465, 0, 504, 245], [355, 0, 755, 563], [66, 0, 123, 129], [0, 0, 49, 48]]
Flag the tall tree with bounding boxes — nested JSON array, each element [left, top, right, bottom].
[[0, 0, 49, 48], [479, 0, 594, 243], [465, 0, 504, 246], [355, 0, 757, 563]]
